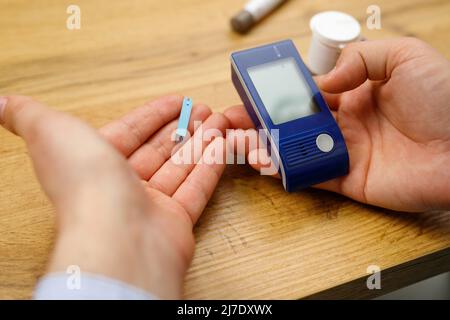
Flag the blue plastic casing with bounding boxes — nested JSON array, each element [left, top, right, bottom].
[[231, 39, 349, 192]]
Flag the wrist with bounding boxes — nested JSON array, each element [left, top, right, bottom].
[[47, 192, 186, 298]]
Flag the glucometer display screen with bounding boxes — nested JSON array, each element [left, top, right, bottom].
[[248, 57, 320, 125]]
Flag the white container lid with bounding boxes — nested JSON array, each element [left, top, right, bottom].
[[310, 11, 361, 48]]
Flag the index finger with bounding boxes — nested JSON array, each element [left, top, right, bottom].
[[99, 95, 183, 157], [223, 105, 255, 130]]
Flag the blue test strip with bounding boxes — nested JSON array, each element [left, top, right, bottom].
[[175, 97, 193, 142]]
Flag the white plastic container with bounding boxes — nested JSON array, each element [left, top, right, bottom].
[[308, 11, 361, 75]]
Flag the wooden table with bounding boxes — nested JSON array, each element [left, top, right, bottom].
[[1, 0, 449, 299]]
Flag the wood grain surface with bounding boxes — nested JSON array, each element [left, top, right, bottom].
[[0, 0, 449, 299]]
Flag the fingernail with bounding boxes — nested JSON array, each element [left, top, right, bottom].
[[327, 65, 337, 76], [0, 97, 7, 124]]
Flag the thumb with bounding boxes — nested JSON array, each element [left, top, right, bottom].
[[0, 95, 58, 138], [0, 95, 123, 206], [317, 38, 415, 94], [0, 95, 103, 155]]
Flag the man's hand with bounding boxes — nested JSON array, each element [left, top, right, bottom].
[[225, 38, 450, 212], [0, 95, 229, 298]]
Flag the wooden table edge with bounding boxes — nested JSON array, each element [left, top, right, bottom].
[[303, 247, 450, 299]]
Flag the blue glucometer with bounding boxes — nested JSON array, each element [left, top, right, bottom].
[[231, 39, 349, 191]]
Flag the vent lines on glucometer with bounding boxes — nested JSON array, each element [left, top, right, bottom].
[[282, 137, 323, 167]]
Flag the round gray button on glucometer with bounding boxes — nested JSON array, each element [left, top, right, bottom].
[[316, 133, 334, 152]]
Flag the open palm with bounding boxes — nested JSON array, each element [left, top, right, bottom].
[[1, 95, 228, 298], [97, 96, 229, 296]]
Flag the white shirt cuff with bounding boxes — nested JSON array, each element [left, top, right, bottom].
[[33, 273, 158, 300]]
